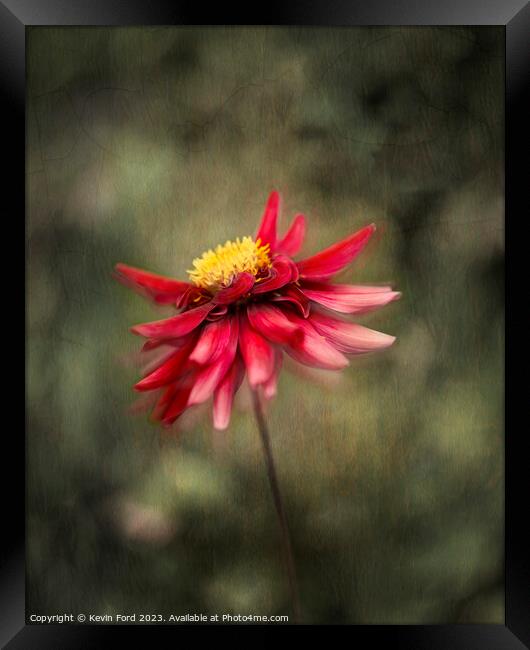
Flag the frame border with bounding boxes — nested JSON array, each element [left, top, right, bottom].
[[7, 1, 526, 646]]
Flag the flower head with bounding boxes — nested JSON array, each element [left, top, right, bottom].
[[188, 236, 271, 291], [115, 192, 400, 430]]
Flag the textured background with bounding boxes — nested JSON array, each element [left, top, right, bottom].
[[27, 27, 504, 624]]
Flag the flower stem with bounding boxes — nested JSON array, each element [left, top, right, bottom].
[[252, 389, 301, 624]]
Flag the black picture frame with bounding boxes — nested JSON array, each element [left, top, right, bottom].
[[6, 1, 527, 646]]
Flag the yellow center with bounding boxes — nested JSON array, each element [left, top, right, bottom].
[[187, 236, 271, 292]]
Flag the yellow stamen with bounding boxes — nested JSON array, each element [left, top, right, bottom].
[[187, 236, 271, 292]]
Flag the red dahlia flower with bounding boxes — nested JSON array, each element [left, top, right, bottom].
[[115, 192, 400, 430]]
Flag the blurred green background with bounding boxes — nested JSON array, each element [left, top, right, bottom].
[[27, 27, 504, 624]]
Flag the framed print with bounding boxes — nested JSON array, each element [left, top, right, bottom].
[[4, 0, 527, 646]]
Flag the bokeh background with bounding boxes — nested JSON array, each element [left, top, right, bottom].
[[27, 27, 504, 624]]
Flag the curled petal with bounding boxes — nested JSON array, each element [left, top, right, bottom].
[[131, 301, 215, 339], [270, 284, 311, 318], [189, 318, 231, 365], [263, 349, 283, 400], [276, 214, 306, 257], [213, 356, 245, 430], [252, 256, 298, 295], [282, 312, 349, 370], [114, 263, 199, 305], [301, 282, 401, 314], [187, 316, 239, 406], [215, 272, 255, 304], [310, 311, 396, 354], [255, 191, 279, 249], [207, 305, 229, 320], [177, 286, 209, 309], [239, 312, 276, 387], [296, 224, 376, 280], [246, 303, 303, 344]]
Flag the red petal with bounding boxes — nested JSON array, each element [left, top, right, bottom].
[[129, 391, 159, 415], [215, 272, 255, 304], [141, 338, 184, 352], [246, 303, 303, 344], [282, 312, 349, 370], [189, 317, 231, 365], [251, 256, 297, 295], [161, 374, 198, 425], [238, 312, 276, 387], [296, 224, 376, 280], [263, 349, 283, 400], [135, 337, 197, 391], [114, 263, 197, 305], [269, 284, 311, 318], [131, 301, 215, 339], [141, 340, 189, 377], [176, 286, 209, 309], [255, 191, 279, 249], [301, 282, 401, 314], [276, 214, 306, 257], [206, 305, 229, 320], [213, 356, 245, 430], [152, 382, 181, 422], [310, 311, 396, 354], [187, 316, 239, 406]]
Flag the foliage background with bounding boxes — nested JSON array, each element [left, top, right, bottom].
[[27, 27, 504, 624]]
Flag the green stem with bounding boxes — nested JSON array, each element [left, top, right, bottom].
[[252, 389, 301, 624]]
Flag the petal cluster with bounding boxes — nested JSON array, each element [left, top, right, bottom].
[[114, 192, 400, 430]]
